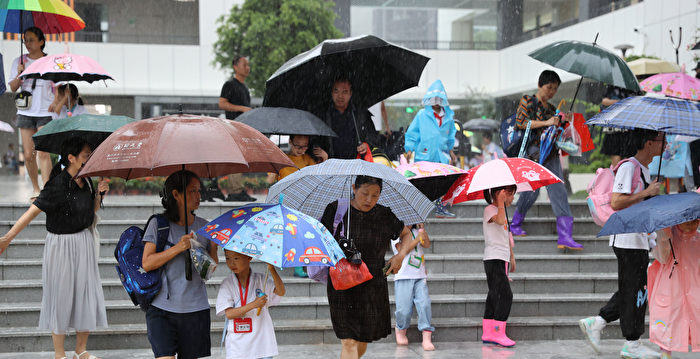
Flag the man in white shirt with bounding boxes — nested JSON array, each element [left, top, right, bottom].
[[579, 129, 663, 359]]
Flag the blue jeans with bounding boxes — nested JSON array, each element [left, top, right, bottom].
[[515, 154, 572, 217], [394, 278, 435, 332]]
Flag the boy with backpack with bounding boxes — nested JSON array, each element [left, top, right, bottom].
[[579, 129, 663, 359]]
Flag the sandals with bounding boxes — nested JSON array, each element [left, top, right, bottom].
[[74, 352, 100, 359]]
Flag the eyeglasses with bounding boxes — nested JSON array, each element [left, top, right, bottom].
[[290, 143, 309, 150]]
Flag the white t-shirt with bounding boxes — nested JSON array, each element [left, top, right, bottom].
[[484, 142, 504, 162], [10, 55, 54, 117], [53, 104, 87, 120], [216, 271, 282, 359], [390, 228, 427, 280], [483, 204, 511, 262], [609, 157, 656, 250]]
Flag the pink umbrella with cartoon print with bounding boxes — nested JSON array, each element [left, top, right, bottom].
[[640, 72, 700, 101], [394, 155, 468, 201], [443, 157, 562, 204], [19, 53, 113, 83]]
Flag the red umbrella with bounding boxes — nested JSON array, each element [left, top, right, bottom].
[[77, 114, 294, 179], [443, 157, 562, 204]]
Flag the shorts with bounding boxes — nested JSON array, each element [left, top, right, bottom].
[[17, 115, 52, 130], [145, 306, 211, 359]]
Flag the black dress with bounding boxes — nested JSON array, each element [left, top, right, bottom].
[[321, 201, 404, 342]]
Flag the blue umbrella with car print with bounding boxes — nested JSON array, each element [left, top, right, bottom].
[[195, 202, 345, 269]]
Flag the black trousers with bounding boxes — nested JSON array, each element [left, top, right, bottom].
[[483, 259, 512, 321], [690, 139, 700, 187], [598, 246, 649, 341]]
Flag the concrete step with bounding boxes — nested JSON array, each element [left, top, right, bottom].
[[0, 315, 641, 352], [0, 216, 602, 241], [0, 272, 619, 303], [0, 252, 625, 281], [0, 293, 619, 328], [1, 234, 613, 260]]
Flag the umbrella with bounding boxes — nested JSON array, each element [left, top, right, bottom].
[[77, 114, 294, 179], [529, 36, 640, 111], [0, 0, 85, 60], [626, 58, 680, 76], [32, 114, 136, 154], [0, 120, 13, 133], [263, 35, 429, 115], [236, 107, 337, 137], [443, 157, 562, 204], [394, 157, 468, 201], [639, 72, 700, 101], [585, 96, 700, 137], [19, 53, 114, 83], [266, 159, 434, 226], [598, 192, 700, 236], [462, 117, 499, 132], [196, 203, 345, 269]]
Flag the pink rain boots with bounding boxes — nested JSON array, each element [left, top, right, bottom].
[[395, 328, 408, 345], [422, 330, 435, 351], [482, 319, 515, 347]]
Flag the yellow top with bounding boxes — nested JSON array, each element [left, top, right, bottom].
[[278, 153, 317, 180]]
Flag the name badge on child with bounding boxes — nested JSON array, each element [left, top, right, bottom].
[[233, 318, 252, 333]]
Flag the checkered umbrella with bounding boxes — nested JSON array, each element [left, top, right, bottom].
[[266, 159, 434, 226], [586, 96, 700, 137]]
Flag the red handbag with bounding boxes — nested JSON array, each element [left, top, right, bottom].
[[329, 258, 373, 290]]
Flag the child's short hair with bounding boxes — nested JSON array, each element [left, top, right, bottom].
[[223, 249, 251, 259], [483, 185, 517, 204], [538, 70, 561, 87]]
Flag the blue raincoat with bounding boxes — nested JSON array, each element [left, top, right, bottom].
[[404, 80, 456, 163]]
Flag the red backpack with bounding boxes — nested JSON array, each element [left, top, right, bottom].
[[586, 159, 643, 227]]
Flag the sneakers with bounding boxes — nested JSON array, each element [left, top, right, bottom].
[[225, 190, 257, 202], [434, 199, 455, 218], [579, 316, 605, 354], [620, 340, 661, 359]]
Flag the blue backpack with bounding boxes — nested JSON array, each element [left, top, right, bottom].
[[114, 214, 173, 311], [500, 95, 538, 158]]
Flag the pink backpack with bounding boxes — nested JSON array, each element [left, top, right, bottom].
[[586, 159, 643, 227]]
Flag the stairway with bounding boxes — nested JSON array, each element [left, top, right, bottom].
[[0, 199, 630, 351]]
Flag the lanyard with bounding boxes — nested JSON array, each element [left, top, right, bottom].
[[238, 272, 251, 306]]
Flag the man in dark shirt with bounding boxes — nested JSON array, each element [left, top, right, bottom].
[[219, 56, 252, 120], [216, 55, 255, 202], [322, 79, 380, 159]]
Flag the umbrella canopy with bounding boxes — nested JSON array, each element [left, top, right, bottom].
[[462, 117, 499, 132], [585, 96, 700, 137], [443, 157, 562, 204], [0, 0, 85, 34], [32, 114, 136, 154], [263, 35, 430, 115], [598, 192, 700, 236], [77, 114, 295, 179], [639, 72, 700, 101], [266, 159, 434, 226], [236, 107, 336, 137], [394, 159, 467, 201], [529, 40, 640, 92], [19, 53, 114, 83], [196, 203, 345, 269], [626, 58, 680, 76], [0, 120, 13, 133]]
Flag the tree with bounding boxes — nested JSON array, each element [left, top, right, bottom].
[[213, 0, 343, 97]]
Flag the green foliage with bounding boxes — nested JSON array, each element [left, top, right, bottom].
[[569, 130, 611, 173], [212, 0, 344, 97], [624, 54, 659, 62]]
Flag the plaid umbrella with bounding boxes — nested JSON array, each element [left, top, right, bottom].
[[266, 159, 434, 225], [586, 96, 700, 137]]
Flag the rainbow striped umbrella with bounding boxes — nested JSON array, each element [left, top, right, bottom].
[[0, 0, 85, 34]]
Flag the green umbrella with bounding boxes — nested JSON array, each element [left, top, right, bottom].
[[33, 114, 137, 153], [529, 34, 640, 111]]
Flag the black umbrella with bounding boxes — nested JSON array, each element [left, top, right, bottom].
[[462, 117, 499, 132], [263, 35, 430, 115], [236, 107, 337, 137]]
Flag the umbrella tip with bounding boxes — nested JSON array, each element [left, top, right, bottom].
[[593, 33, 599, 45], [178, 104, 183, 115], [279, 193, 284, 205]]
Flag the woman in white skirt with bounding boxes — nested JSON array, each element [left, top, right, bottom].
[[0, 136, 109, 359]]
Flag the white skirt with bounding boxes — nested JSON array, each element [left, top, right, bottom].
[[38, 229, 108, 334]]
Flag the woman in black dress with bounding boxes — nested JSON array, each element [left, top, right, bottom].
[[321, 175, 413, 359]]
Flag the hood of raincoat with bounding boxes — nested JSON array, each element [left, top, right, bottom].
[[422, 80, 453, 116]]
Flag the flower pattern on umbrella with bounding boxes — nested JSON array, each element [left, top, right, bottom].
[[196, 203, 345, 268]]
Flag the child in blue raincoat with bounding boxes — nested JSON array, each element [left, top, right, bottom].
[[404, 80, 457, 217]]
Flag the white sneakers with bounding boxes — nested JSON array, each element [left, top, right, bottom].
[[620, 340, 661, 359], [579, 316, 606, 354]]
